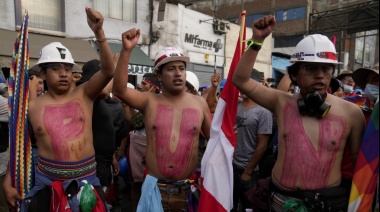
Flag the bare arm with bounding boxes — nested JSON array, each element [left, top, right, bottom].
[[277, 72, 292, 92], [261, 77, 270, 88], [232, 15, 280, 113], [241, 134, 270, 180], [122, 104, 134, 123], [116, 136, 128, 160], [113, 29, 150, 111], [348, 104, 366, 167], [98, 78, 114, 99], [200, 97, 212, 141], [83, 7, 114, 100], [205, 72, 221, 113]]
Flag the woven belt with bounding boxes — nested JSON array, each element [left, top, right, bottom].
[[157, 183, 191, 195], [37, 155, 97, 180]]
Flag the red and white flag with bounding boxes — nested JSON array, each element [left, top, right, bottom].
[[331, 33, 337, 46], [198, 11, 246, 212]]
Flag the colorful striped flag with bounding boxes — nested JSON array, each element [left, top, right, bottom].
[[198, 11, 246, 212], [348, 101, 379, 211], [8, 11, 33, 206]]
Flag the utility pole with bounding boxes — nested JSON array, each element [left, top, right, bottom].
[[361, 31, 367, 68]]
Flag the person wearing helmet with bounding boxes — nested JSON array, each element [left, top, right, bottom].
[[113, 30, 211, 211], [3, 7, 114, 212], [185, 71, 200, 95], [232, 15, 365, 212]]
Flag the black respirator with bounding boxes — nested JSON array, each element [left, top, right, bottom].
[[297, 91, 331, 119]]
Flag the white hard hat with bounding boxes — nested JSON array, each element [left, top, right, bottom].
[[290, 34, 342, 64], [127, 82, 135, 89], [186, 71, 199, 91], [154, 47, 189, 73], [32, 42, 76, 70]]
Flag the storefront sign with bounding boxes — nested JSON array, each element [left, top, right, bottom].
[[128, 64, 153, 74], [184, 33, 223, 53]]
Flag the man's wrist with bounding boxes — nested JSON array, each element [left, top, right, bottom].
[[243, 169, 253, 176], [96, 37, 107, 43], [250, 44, 261, 51], [95, 30, 106, 42], [244, 39, 263, 52]]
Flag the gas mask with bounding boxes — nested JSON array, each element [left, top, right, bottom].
[[297, 91, 331, 119], [365, 84, 379, 103]]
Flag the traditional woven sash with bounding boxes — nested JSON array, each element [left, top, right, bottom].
[[37, 155, 97, 181]]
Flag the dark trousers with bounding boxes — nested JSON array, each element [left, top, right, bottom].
[[96, 161, 112, 188], [232, 163, 259, 212]]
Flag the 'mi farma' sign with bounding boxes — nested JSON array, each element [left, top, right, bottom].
[[184, 33, 223, 53]]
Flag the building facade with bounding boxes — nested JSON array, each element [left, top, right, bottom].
[[150, 2, 273, 86], [0, 0, 273, 87], [0, 0, 153, 82], [189, 0, 379, 81]]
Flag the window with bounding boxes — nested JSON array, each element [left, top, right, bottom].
[[94, 0, 136, 22], [230, 13, 269, 27], [355, 30, 378, 67], [274, 35, 304, 48], [16, 0, 64, 32], [276, 7, 305, 22]]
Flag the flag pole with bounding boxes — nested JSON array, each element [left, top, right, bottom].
[[9, 9, 33, 210], [198, 10, 246, 212], [239, 10, 246, 57]]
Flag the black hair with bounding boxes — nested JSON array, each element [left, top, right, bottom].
[[156, 61, 187, 75], [143, 73, 161, 94], [185, 81, 194, 90], [39, 64, 47, 73], [29, 68, 40, 77], [287, 63, 301, 86]]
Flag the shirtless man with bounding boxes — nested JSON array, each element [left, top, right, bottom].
[[3, 7, 114, 212], [112, 29, 211, 211], [232, 15, 365, 211]]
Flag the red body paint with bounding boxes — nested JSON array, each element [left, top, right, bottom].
[[154, 104, 199, 178], [44, 100, 85, 160], [281, 103, 346, 189]]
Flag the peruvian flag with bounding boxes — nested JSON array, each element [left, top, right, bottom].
[[198, 11, 246, 212], [331, 33, 337, 46]]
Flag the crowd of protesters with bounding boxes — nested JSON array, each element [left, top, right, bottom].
[[0, 8, 378, 212]]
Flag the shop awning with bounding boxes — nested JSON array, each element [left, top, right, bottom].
[[272, 55, 292, 74], [109, 43, 154, 66], [108, 43, 154, 74], [0, 29, 98, 68]]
